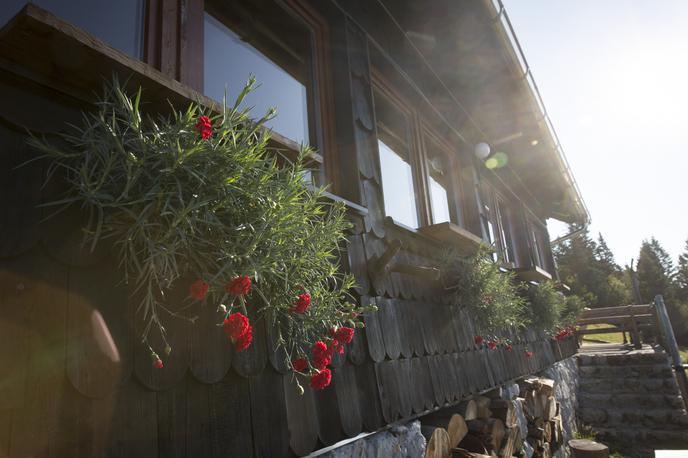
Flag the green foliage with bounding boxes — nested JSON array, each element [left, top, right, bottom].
[[523, 281, 566, 330], [554, 226, 632, 308], [638, 237, 674, 302], [29, 78, 364, 362], [442, 249, 526, 334], [561, 294, 588, 326]]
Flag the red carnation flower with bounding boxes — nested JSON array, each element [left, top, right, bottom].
[[335, 327, 355, 345], [505, 344, 513, 351], [195, 115, 213, 140], [488, 340, 497, 350], [223, 312, 250, 340], [328, 339, 344, 355], [290, 293, 311, 314], [474, 335, 484, 346], [153, 358, 164, 369], [234, 327, 253, 352], [225, 275, 251, 296], [310, 368, 332, 390], [311, 341, 331, 370], [525, 351, 534, 358], [189, 279, 209, 301], [292, 357, 308, 372]]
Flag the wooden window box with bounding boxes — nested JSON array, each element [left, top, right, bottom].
[[0, 4, 321, 165], [417, 221, 486, 255], [512, 265, 552, 283]]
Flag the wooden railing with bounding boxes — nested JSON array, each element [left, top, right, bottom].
[[575, 303, 656, 349]]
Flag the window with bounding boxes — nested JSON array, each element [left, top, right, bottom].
[[373, 86, 419, 228], [1, 0, 145, 58], [424, 135, 453, 225], [203, 0, 313, 146], [528, 218, 553, 272], [479, 181, 516, 264]]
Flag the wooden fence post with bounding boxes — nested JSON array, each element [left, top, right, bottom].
[[654, 295, 688, 411]]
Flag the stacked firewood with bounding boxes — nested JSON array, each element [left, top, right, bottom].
[[519, 377, 564, 458], [420, 392, 521, 458], [421, 378, 564, 458]]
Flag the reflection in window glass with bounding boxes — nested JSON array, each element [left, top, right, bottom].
[[379, 140, 418, 228], [203, 12, 309, 145], [425, 143, 451, 225], [1, 0, 144, 58], [429, 176, 450, 224]]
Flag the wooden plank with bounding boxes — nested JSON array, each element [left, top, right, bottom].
[[347, 234, 371, 296], [108, 380, 159, 457], [362, 296, 386, 362], [405, 301, 426, 357], [355, 362, 385, 430], [155, 375, 189, 457], [284, 372, 319, 456], [212, 371, 254, 457], [396, 357, 414, 418], [265, 319, 290, 374], [249, 368, 291, 458], [377, 296, 402, 360], [185, 377, 215, 458], [375, 359, 401, 423], [334, 364, 363, 437], [67, 258, 131, 398], [0, 122, 41, 257], [190, 300, 233, 383], [314, 377, 345, 446], [418, 222, 484, 255]]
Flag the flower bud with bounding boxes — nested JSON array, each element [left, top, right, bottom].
[[165, 344, 172, 355], [218, 304, 227, 313]]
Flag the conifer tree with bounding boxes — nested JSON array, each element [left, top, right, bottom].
[[676, 238, 688, 303]]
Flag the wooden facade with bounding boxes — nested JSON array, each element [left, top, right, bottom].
[[0, 1, 585, 457]]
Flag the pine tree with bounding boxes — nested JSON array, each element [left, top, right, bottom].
[[595, 233, 620, 275], [554, 226, 631, 308], [676, 238, 688, 303], [637, 238, 673, 302]]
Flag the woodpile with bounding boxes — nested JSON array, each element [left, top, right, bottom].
[[422, 378, 565, 458], [421, 395, 520, 458], [519, 378, 564, 458]]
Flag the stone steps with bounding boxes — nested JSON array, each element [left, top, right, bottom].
[[593, 427, 688, 447], [579, 393, 686, 410], [575, 345, 688, 456], [578, 375, 680, 394], [578, 363, 674, 378], [578, 406, 688, 429]]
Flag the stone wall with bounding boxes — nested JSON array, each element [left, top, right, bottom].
[[317, 421, 426, 458]]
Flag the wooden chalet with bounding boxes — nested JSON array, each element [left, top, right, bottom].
[[0, 1, 588, 456]]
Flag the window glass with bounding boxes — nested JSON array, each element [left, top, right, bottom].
[[378, 140, 418, 228], [425, 138, 452, 225], [203, 10, 310, 145], [494, 198, 514, 263], [1, 0, 144, 58]]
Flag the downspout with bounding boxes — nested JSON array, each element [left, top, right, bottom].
[[549, 224, 588, 247]]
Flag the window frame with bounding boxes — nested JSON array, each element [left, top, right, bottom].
[[145, 0, 336, 187], [371, 68, 473, 232]]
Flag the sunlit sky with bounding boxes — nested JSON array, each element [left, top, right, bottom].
[[503, 0, 688, 268]]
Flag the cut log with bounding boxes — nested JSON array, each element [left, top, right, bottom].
[[466, 420, 489, 435], [474, 396, 492, 419], [458, 433, 489, 454], [447, 414, 469, 449], [452, 449, 491, 458], [552, 417, 563, 445], [542, 421, 552, 443], [455, 399, 478, 421], [568, 439, 610, 458], [527, 425, 544, 440], [424, 427, 451, 458], [485, 418, 505, 452], [537, 379, 555, 397], [543, 396, 557, 421], [452, 449, 492, 458], [500, 426, 520, 458], [490, 399, 516, 427]]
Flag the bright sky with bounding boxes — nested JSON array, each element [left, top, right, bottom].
[[503, 0, 688, 268]]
